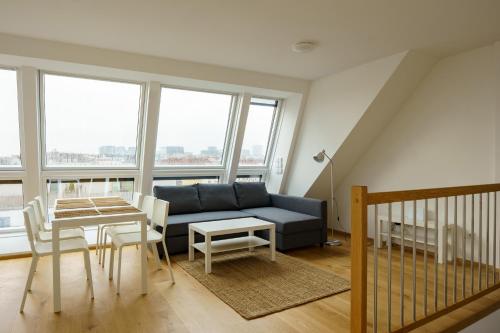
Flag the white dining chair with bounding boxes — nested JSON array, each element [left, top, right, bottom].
[[33, 196, 51, 232], [101, 195, 156, 267], [108, 199, 174, 294], [33, 196, 84, 233], [28, 201, 85, 242], [20, 206, 94, 312], [96, 192, 143, 263]]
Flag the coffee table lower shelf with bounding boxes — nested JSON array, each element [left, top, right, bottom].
[[192, 236, 270, 254]]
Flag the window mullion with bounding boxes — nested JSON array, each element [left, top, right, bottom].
[[225, 93, 251, 184], [139, 81, 161, 195], [19, 66, 41, 204]]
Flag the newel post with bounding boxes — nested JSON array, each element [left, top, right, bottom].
[[351, 186, 368, 333]]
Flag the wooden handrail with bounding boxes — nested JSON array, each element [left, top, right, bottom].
[[367, 183, 500, 205]]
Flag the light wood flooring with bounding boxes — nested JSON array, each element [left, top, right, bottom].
[[0, 236, 498, 333]]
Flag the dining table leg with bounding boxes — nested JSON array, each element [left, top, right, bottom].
[[52, 222, 61, 312], [141, 217, 148, 294]]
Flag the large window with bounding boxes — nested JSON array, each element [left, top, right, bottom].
[[41, 73, 143, 168], [239, 98, 278, 166], [0, 68, 21, 167], [0, 180, 24, 230], [155, 87, 234, 167]]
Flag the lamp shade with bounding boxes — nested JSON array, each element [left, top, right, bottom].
[[313, 150, 325, 163]]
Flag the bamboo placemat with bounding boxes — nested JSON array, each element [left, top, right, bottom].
[[98, 206, 141, 215], [54, 209, 100, 219], [57, 198, 92, 204], [91, 198, 129, 207], [56, 199, 94, 210]]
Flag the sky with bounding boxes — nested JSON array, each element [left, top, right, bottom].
[[1, 71, 276, 159], [0, 69, 21, 156], [44, 74, 141, 154]]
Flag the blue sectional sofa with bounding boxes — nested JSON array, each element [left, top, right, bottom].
[[153, 182, 327, 254]]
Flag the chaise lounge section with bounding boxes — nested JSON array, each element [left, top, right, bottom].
[[153, 182, 327, 254]]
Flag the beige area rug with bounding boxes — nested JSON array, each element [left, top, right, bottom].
[[177, 249, 350, 319]]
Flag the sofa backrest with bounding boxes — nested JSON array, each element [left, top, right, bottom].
[[153, 182, 272, 215], [197, 184, 239, 211], [153, 185, 201, 215], [233, 182, 271, 209]]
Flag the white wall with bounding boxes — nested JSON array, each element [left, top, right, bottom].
[[284, 52, 407, 196], [335, 44, 497, 239]]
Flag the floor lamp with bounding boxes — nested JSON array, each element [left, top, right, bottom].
[[313, 149, 342, 246]]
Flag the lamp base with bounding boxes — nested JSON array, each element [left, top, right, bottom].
[[325, 239, 342, 246]]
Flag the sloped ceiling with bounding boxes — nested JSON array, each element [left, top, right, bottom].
[[285, 51, 416, 196], [306, 51, 438, 200]]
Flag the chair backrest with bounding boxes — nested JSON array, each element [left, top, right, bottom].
[[131, 192, 143, 209], [31, 200, 44, 231], [34, 196, 46, 221], [141, 195, 156, 220], [151, 199, 169, 235], [23, 206, 38, 254]]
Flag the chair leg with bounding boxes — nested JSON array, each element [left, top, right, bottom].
[[101, 232, 108, 268], [20, 256, 38, 313], [109, 243, 115, 280], [162, 241, 175, 283], [98, 226, 105, 264], [116, 247, 123, 295], [83, 250, 94, 299], [95, 226, 101, 255], [151, 243, 161, 270]]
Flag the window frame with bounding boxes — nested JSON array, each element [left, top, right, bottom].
[[0, 66, 25, 171], [153, 84, 238, 170], [237, 97, 282, 179], [38, 70, 146, 171]]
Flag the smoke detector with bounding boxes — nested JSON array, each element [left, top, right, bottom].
[[292, 41, 317, 53]]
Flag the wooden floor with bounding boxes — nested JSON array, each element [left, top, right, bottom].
[[0, 236, 498, 333]]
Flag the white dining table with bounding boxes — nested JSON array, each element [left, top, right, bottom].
[[51, 197, 148, 313]]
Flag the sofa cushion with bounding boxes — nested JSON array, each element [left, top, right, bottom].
[[153, 185, 201, 215], [233, 182, 271, 209], [165, 210, 255, 237], [241, 207, 322, 234], [197, 184, 239, 211]]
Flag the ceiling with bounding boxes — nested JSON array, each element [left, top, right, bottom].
[[0, 0, 499, 80]]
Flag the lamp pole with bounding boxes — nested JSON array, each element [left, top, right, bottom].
[[314, 149, 342, 246]]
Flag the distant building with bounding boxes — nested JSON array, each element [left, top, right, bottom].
[[99, 146, 133, 156], [0, 217, 10, 228], [166, 146, 185, 155], [240, 149, 250, 158], [201, 146, 220, 156], [251, 145, 264, 157]]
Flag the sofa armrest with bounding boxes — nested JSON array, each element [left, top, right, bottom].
[[270, 194, 326, 219]]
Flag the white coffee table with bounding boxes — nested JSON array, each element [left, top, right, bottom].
[[188, 217, 276, 273]]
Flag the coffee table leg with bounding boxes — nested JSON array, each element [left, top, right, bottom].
[[249, 230, 255, 252], [270, 225, 276, 261], [205, 235, 212, 273], [188, 228, 194, 261]]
